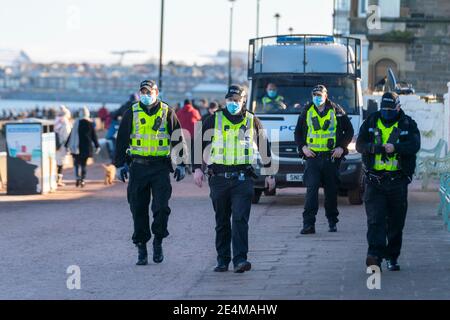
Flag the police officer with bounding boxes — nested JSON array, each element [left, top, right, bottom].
[[193, 84, 275, 273], [295, 85, 354, 234], [261, 83, 287, 112], [356, 92, 420, 271], [114, 80, 187, 266]]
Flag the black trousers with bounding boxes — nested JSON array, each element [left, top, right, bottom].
[[302, 156, 340, 227], [73, 155, 88, 179], [364, 176, 409, 260], [209, 175, 254, 266], [127, 161, 172, 244]]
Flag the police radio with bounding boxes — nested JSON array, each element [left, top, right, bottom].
[[152, 116, 162, 131]]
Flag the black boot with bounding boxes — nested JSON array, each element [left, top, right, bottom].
[[75, 178, 81, 187], [153, 238, 164, 263], [328, 222, 337, 232], [136, 242, 148, 266], [386, 259, 400, 271], [300, 225, 316, 235], [366, 255, 382, 272]]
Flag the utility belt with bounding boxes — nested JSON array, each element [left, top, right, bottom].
[[207, 167, 257, 180], [366, 170, 405, 185], [308, 151, 341, 163], [132, 156, 170, 166]]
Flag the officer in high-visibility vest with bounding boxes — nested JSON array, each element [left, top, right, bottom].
[[356, 92, 420, 271], [193, 84, 275, 273], [295, 85, 354, 234], [261, 83, 287, 112], [114, 80, 187, 266]]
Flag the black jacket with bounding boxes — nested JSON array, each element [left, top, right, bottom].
[[193, 108, 271, 173], [294, 100, 354, 158], [114, 100, 186, 169], [356, 109, 421, 179], [65, 119, 99, 158]]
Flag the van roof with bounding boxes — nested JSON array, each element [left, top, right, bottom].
[[248, 35, 361, 78]]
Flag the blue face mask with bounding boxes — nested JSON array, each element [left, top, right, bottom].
[[226, 101, 242, 115], [380, 109, 398, 121], [312, 95, 325, 107], [267, 90, 277, 98], [140, 94, 156, 106]]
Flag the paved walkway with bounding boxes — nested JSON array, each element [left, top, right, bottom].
[[0, 164, 449, 299]]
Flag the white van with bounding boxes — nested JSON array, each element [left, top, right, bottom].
[[247, 35, 364, 205]]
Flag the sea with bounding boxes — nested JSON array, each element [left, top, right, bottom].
[[0, 99, 121, 113]]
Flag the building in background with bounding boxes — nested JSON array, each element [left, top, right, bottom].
[[333, 0, 371, 93], [335, 0, 450, 96]]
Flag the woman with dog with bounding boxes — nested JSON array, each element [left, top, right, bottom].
[[66, 106, 100, 187]]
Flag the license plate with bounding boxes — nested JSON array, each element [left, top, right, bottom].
[[286, 173, 303, 182]]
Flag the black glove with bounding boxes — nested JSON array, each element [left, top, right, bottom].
[[173, 165, 186, 182], [117, 164, 129, 183]]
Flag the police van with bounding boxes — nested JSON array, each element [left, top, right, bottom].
[[247, 34, 364, 204]]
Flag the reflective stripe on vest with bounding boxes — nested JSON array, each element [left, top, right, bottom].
[[306, 105, 337, 152], [210, 111, 256, 165], [129, 102, 170, 157], [373, 119, 400, 171]]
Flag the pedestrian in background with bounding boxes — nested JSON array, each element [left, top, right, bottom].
[[54, 105, 72, 186], [176, 99, 201, 168], [66, 106, 100, 187], [97, 104, 110, 130], [201, 101, 220, 122], [105, 113, 120, 162]]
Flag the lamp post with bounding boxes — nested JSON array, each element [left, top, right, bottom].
[[159, 0, 165, 91], [274, 13, 281, 35], [288, 27, 294, 35], [228, 0, 236, 87], [256, 0, 261, 38]]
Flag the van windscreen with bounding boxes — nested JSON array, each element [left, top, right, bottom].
[[251, 76, 357, 115]]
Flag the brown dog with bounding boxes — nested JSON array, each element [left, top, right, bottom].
[[102, 164, 116, 185]]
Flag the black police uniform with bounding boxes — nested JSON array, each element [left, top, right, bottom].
[[194, 108, 271, 270], [114, 99, 186, 245], [295, 100, 354, 231], [356, 109, 420, 266]]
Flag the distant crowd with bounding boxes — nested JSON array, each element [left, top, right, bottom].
[[0, 94, 224, 124]]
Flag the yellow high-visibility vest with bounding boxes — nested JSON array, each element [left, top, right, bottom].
[[210, 111, 256, 165], [129, 102, 170, 157], [262, 95, 284, 110], [373, 118, 400, 171], [306, 105, 337, 152]]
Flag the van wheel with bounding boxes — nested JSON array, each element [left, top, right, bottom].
[[264, 188, 276, 196], [252, 189, 263, 204], [348, 174, 365, 205]]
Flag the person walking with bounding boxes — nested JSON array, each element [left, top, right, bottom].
[[114, 80, 187, 266], [193, 84, 275, 273], [356, 92, 420, 271], [54, 105, 72, 186], [66, 106, 100, 187], [294, 85, 354, 234]]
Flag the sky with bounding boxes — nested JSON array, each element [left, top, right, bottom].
[[0, 0, 334, 65]]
